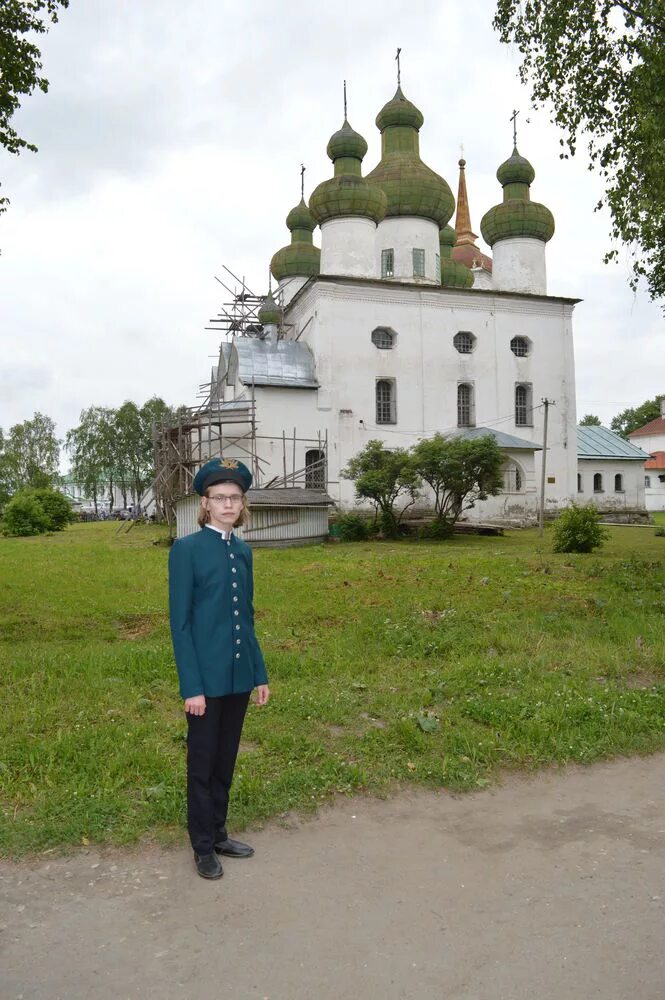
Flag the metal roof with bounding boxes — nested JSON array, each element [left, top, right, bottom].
[[232, 337, 318, 389], [453, 426, 542, 450], [247, 488, 334, 506], [577, 425, 651, 461]]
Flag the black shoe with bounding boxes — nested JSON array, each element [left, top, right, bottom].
[[194, 852, 223, 879], [214, 836, 254, 858]]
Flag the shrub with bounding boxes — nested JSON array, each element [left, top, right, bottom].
[[2, 494, 50, 536], [418, 519, 455, 540], [332, 513, 372, 542], [655, 526, 665, 538], [31, 488, 75, 531], [552, 504, 609, 554]]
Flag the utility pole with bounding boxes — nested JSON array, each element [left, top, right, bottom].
[[539, 398, 555, 536]]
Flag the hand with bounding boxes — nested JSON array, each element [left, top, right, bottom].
[[185, 694, 206, 716], [255, 684, 270, 706]]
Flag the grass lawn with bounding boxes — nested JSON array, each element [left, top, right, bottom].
[[1, 520, 665, 858]]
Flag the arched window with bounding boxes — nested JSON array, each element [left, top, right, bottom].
[[577, 473, 583, 493], [593, 473, 603, 493], [457, 383, 475, 427], [510, 336, 530, 357], [305, 449, 325, 490], [614, 473, 624, 492], [376, 379, 396, 424], [645, 475, 651, 488], [515, 383, 533, 426], [502, 460, 524, 492], [453, 331, 475, 354], [371, 327, 395, 349]]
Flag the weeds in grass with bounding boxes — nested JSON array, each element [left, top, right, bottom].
[[0, 521, 664, 856]]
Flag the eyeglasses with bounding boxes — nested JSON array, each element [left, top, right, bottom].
[[208, 494, 243, 505]]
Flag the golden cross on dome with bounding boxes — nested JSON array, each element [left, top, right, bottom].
[[300, 163, 305, 199], [395, 47, 402, 87]]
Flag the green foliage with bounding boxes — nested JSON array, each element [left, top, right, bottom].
[[494, 1, 665, 303], [0, 411, 60, 507], [331, 512, 372, 542], [65, 396, 180, 511], [0, 1, 69, 217], [579, 414, 602, 426], [655, 526, 665, 537], [2, 492, 50, 536], [341, 439, 421, 538], [411, 433, 503, 527], [552, 503, 610, 553], [1, 486, 73, 535], [611, 394, 664, 437], [1, 522, 665, 856], [30, 487, 74, 530]]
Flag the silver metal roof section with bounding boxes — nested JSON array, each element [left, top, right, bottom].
[[577, 425, 651, 461], [231, 337, 318, 389]]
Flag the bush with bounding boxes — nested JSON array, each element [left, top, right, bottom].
[[655, 526, 665, 538], [418, 519, 455, 540], [1, 488, 74, 537], [2, 494, 51, 536], [31, 488, 75, 531], [331, 513, 372, 542], [552, 504, 609, 553]]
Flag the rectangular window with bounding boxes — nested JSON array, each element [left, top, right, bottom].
[[376, 379, 397, 424], [435, 253, 440, 277], [413, 248, 425, 277], [381, 249, 394, 278], [457, 383, 475, 427], [515, 383, 533, 426]]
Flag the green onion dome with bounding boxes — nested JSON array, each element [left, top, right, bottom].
[[270, 197, 321, 281], [480, 146, 554, 246], [366, 87, 454, 228], [309, 118, 387, 226], [258, 290, 282, 326], [439, 226, 473, 289]]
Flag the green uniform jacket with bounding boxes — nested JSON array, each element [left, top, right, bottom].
[[168, 526, 268, 699]]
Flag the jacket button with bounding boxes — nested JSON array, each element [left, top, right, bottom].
[[235, 653, 240, 659], [232, 582, 238, 589], [235, 624, 240, 631], [234, 610, 239, 616], [236, 639, 241, 645], [231, 568, 237, 574], [229, 554, 235, 560], [233, 596, 238, 603]]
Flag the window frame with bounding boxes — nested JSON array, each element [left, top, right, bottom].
[[381, 248, 394, 279], [614, 473, 624, 493], [412, 247, 425, 278], [457, 382, 475, 428], [376, 378, 397, 425], [502, 460, 524, 493], [453, 330, 476, 355], [577, 473, 583, 493], [305, 449, 326, 490], [515, 382, 533, 427], [510, 336, 530, 358], [593, 472, 603, 493], [371, 327, 395, 350]]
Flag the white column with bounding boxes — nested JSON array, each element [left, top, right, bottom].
[[319, 217, 378, 278], [492, 238, 547, 294], [375, 216, 441, 284]]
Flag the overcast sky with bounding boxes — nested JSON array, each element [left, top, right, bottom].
[[1, 0, 663, 460]]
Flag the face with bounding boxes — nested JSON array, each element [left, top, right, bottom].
[[202, 482, 244, 530]]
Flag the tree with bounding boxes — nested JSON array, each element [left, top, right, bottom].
[[0, 411, 60, 506], [411, 433, 504, 532], [579, 414, 602, 425], [610, 394, 665, 437], [0, 1, 70, 216], [1, 492, 49, 536], [552, 503, 609, 553], [494, 1, 665, 303], [341, 440, 421, 538], [65, 407, 115, 514]]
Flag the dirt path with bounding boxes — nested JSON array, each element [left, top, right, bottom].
[[2, 753, 664, 1000]]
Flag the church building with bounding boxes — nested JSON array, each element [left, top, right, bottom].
[[210, 78, 580, 524]]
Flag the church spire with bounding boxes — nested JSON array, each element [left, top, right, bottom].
[[454, 157, 478, 248]]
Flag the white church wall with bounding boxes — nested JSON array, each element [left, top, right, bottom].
[[278, 275, 309, 308], [492, 238, 547, 295], [375, 216, 440, 285], [284, 279, 578, 519], [320, 218, 378, 277]]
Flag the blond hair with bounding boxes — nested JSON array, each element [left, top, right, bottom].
[[197, 487, 250, 529]]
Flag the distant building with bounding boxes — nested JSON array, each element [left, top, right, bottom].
[[576, 425, 650, 513], [628, 399, 665, 512]]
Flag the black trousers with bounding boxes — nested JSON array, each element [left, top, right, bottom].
[[186, 691, 250, 855]]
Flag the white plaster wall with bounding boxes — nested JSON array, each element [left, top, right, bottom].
[[645, 484, 665, 512], [320, 218, 377, 278], [492, 238, 547, 295], [577, 459, 646, 510], [375, 216, 440, 284], [277, 275, 309, 308], [280, 280, 578, 520], [471, 268, 493, 290], [628, 431, 665, 453]]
